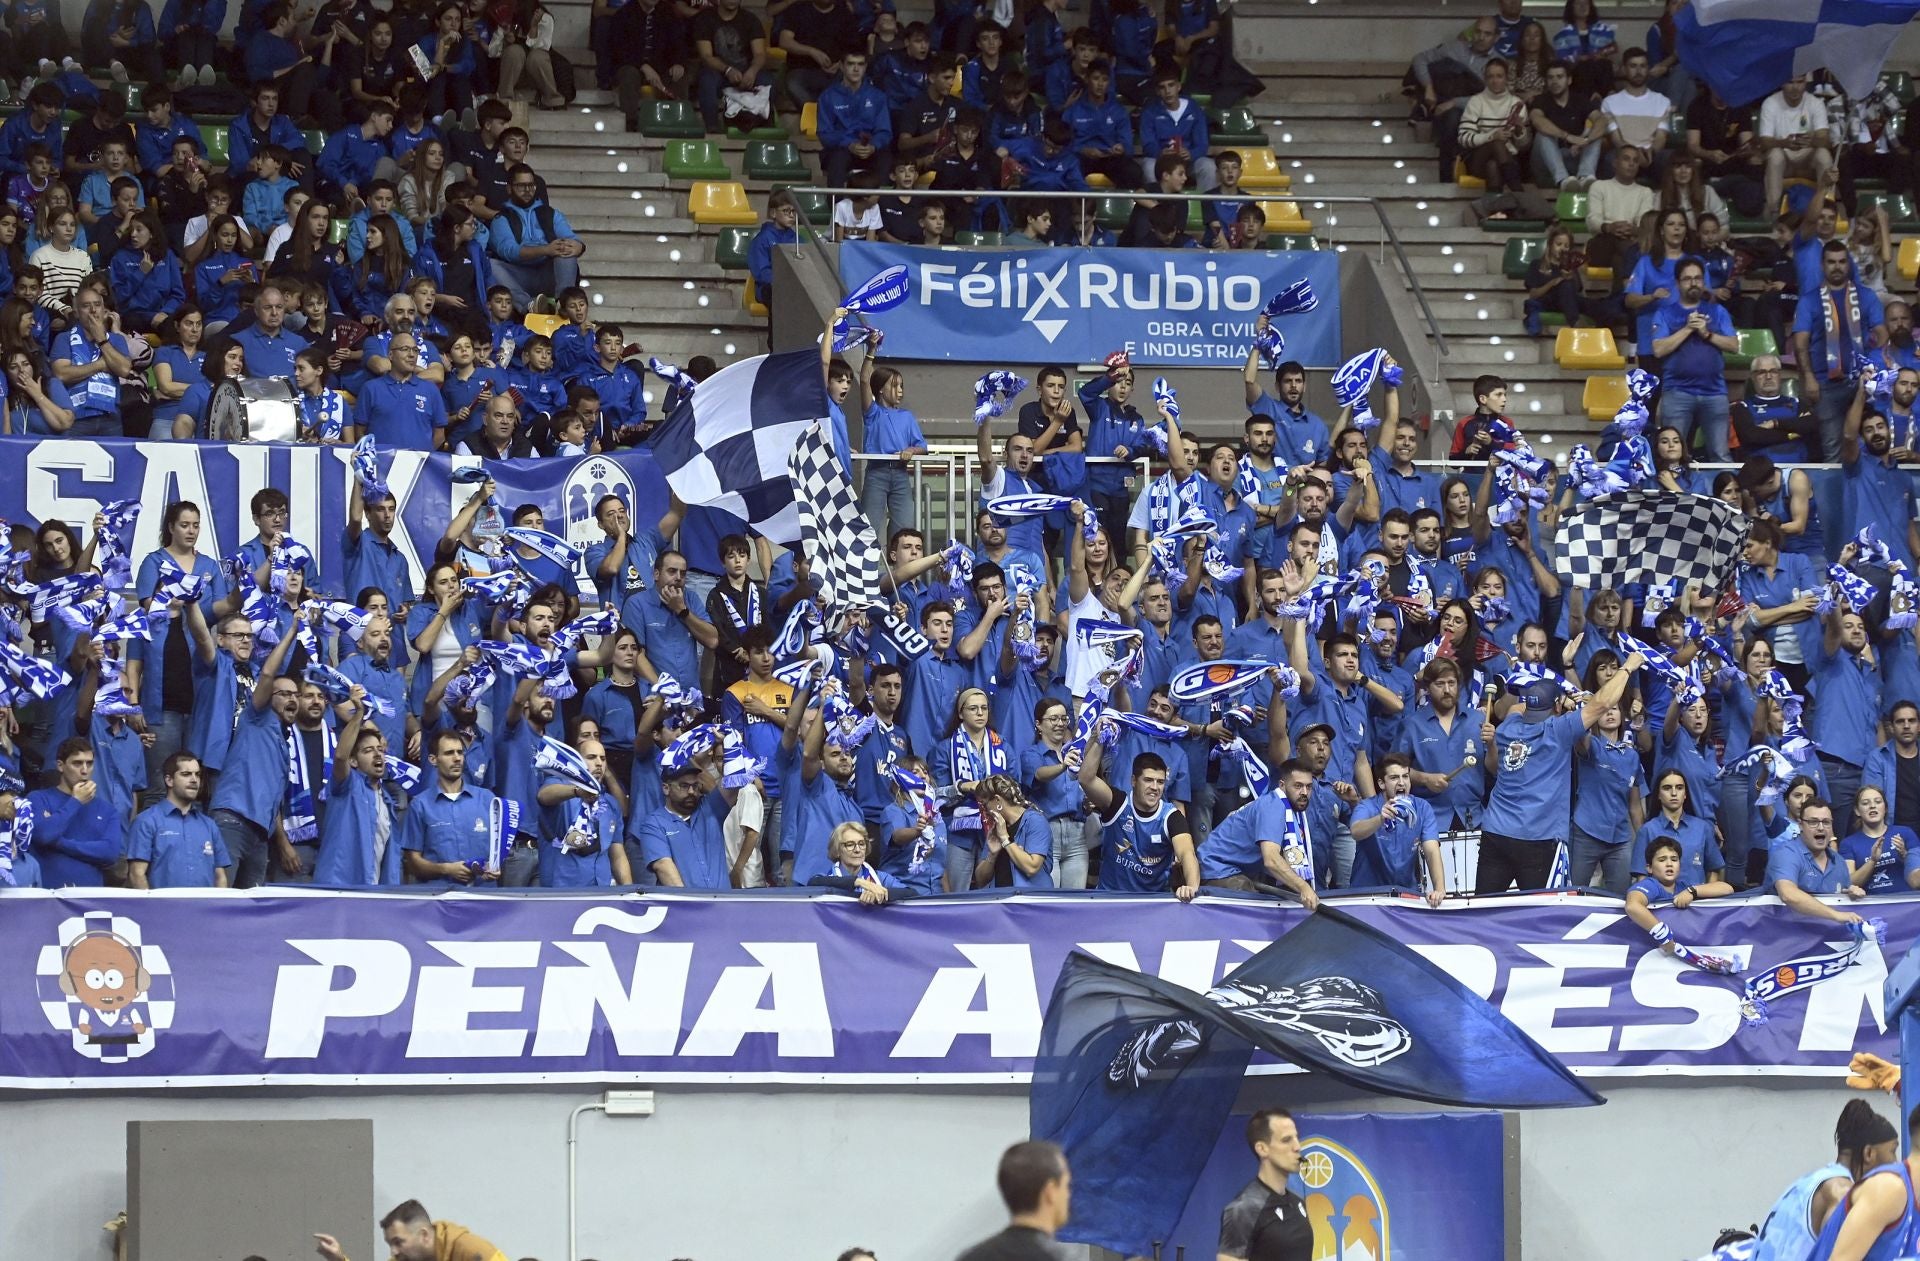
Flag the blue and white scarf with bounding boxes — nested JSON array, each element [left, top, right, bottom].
[[972, 370, 1029, 424], [283, 720, 336, 845], [945, 729, 1006, 834]]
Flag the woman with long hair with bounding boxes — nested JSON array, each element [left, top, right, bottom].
[[28, 205, 91, 316], [1510, 19, 1554, 99], [1624, 207, 1691, 360], [151, 303, 206, 411], [0, 297, 52, 379], [398, 137, 467, 232], [0, 204, 26, 297], [415, 1, 481, 123], [1553, 0, 1618, 97], [972, 772, 1055, 888], [1657, 690, 1722, 826], [3, 348, 75, 435], [129, 498, 228, 803], [1628, 767, 1723, 892], [1652, 423, 1712, 495], [1658, 153, 1728, 231], [425, 202, 488, 325], [491, 0, 565, 108], [160, 335, 245, 438], [1569, 697, 1642, 893], [332, 213, 410, 324], [932, 686, 1009, 892], [107, 211, 186, 335], [1438, 475, 1480, 573], [269, 199, 343, 290], [191, 214, 249, 331], [1840, 785, 1919, 894]]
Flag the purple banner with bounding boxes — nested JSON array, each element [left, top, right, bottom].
[[0, 890, 1902, 1089]]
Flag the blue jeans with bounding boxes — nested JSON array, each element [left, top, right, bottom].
[[1658, 389, 1732, 463], [1565, 826, 1631, 895], [1815, 382, 1852, 461], [1820, 755, 1863, 836], [1531, 137, 1601, 186], [68, 413, 120, 438], [1050, 816, 1088, 890], [491, 254, 580, 313], [946, 831, 980, 890], [141, 711, 188, 809], [1718, 769, 1754, 886], [501, 838, 540, 887], [859, 463, 915, 546], [214, 808, 270, 889]]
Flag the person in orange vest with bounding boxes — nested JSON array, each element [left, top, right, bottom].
[[315, 1199, 507, 1261]]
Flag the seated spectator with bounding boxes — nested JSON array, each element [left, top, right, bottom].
[[1121, 153, 1191, 246], [830, 176, 884, 242], [344, 180, 419, 262], [343, 17, 408, 116], [1650, 255, 1738, 461], [1138, 65, 1214, 192], [3, 347, 76, 435], [689, 0, 771, 134], [82, 0, 162, 90], [107, 212, 185, 336], [319, 104, 397, 205], [6, 143, 56, 214], [227, 84, 308, 190], [63, 90, 136, 186], [1687, 86, 1763, 218], [1529, 59, 1600, 190], [246, 2, 330, 128], [332, 212, 410, 324], [126, 753, 228, 889], [355, 330, 448, 450], [50, 285, 135, 437], [0, 84, 67, 185], [927, 109, 999, 228], [1523, 225, 1602, 337], [819, 50, 895, 188], [77, 139, 141, 229], [1410, 18, 1495, 183], [160, 0, 223, 86], [415, 2, 482, 126], [1043, 27, 1099, 114], [566, 324, 645, 434], [1061, 60, 1139, 191], [779, 0, 862, 106], [1768, 797, 1868, 922], [960, 20, 1008, 110], [1554, 0, 1617, 97], [1457, 57, 1531, 193], [1659, 154, 1727, 234], [609, 0, 685, 128], [485, 161, 584, 312], [495, 0, 568, 110], [1600, 47, 1670, 157], [896, 51, 961, 171], [1760, 74, 1833, 227], [241, 145, 299, 237], [1167, 0, 1262, 108], [988, 70, 1044, 154], [875, 19, 932, 113], [1003, 201, 1052, 247], [1584, 143, 1654, 285]]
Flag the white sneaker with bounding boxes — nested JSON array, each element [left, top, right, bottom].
[[36, 59, 54, 77], [59, 56, 80, 73], [109, 60, 128, 84], [198, 64, 215, 85], [1559, 176, 1578, 191]]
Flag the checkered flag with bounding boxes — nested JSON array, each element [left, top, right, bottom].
[[789, 419, 885, 632], [1554, 489, 1750, 593]]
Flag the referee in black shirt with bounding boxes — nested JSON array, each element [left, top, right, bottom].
[[1217, 1109, 1313, 1261], [952, 1141, 1072, 1260]]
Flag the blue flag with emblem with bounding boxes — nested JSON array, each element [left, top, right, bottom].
[[1677, 0, 1920, 105], [1031, 907, 1600, 1255]]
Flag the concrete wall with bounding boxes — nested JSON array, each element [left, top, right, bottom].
[[0, 1078, 1861, 1261]]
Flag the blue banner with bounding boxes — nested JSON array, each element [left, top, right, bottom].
[[1164, 1111, 1507, 1261], [0, 889, 1904, 1089], [840, 241, 1344, 368], [0, 436, 685, 598]]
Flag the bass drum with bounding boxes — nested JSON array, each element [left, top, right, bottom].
[[206, 377, 300, 443]]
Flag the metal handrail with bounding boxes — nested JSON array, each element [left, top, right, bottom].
[[785, 186, 1451, 361]]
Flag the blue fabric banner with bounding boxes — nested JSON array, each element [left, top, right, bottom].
[[0, 889, 1905, 1089], [839, 241, 1344, 367], [0, 436, 684, 597]]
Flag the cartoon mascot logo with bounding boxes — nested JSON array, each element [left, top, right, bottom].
[[1296, 1137, 1390, 1261], [35, 911, 176, 1062]]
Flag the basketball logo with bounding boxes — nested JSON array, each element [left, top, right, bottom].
[[1298, 1137, 1389, 1261]]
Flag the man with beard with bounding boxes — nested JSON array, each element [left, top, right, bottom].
[[1272, 474, 1345, 572], [1398, 657, 1495, 831], [1241, 353, 1327, 468], [317, 1199, 508, 1261], [1843, 372, 1920, 574], [1650, 256, 1740, 461], [1195, 756, 1321, 903], [851, 661, 912, 827], [971, 507, 1048, 587], [1796, 238, 1887, 459], [1872, 299, 1920, 373], [977, 415, 1051, 562], [1239, 414, 1292, 540], [1363, 607, 1417, 761], [1407, 508, 1467, 604], [1288, 623, 1399, 886]]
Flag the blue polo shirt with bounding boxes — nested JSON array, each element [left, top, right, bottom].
[[1766, 839, 1850, 895], [1369, 450, 1443, 517], [584, 526, 664, 608], [1020, 744, 1086, 821], [233, 324, 301, 380], [342, 527, 413, 614], [356, 373, 448, 450], [1479, 710, 1586, 844], [863, 402, 926, 455], [1571, 733, 1641, 844], [1655, 728, 1723, 823], [1652, 299, 1735, 396], [1842, 447, 1919, 573], [635, 794, 731, 889], [339, 652, 411, 754], [1348, 794, 1438, 888], [314, 768, 403, 886], [209, 701, 290, 831], [1398, 708, 1488, 827], [853, 717, 912, 825], [901, 648, 971, 761], [400, 782, 500, 878], [1197, 792, 1293, 882], [782, 750, 864, 884], [621, 588, 700, 691], [1631, 813, 1725, 885], [1291, 673, 1369, 781], [52, 328, 132, 420], [1249, 394, 1328, 467], [1737, 553, 1822, 662], [539, 779, 623, 888], [127, 800, 229, 888], [1807, 641, 1882, 767], [186, 651, 248, 772]]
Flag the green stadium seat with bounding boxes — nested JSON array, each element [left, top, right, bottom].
[[1480, 218, 1547, 234], [1270, 234, 1319, 250], [743, 139, 809, 182], [664, 140, 731, 181], [640, 100, 706, 139], [1724, 328, 1778, 370], [302, 128, 324, 155], [1883, 70, 1915, 103], [329, 218, 349, 245], [1858, 191, 1920, 230], [714, 224, 755, 269], [116, 83, 142, 111], [1094, 196, 1132, 231], [774, 185, 830, 225], [955, 230, 1003, 246], [207, 125, 230, 166], [1186, 198, 1204, 232], [1502, 236, 1545, 280], [726, 123, 791, 140], [1555, 190, 1587, 227], [1208, 105, 1265, 148]]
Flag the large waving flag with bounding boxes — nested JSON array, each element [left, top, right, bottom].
[[1031, 908, 1599, 1255], [648, 349, 829, 545], [789, 418, 885, 631], [1554, 488, 1750, 593], [1677, 0, 1920, 105]]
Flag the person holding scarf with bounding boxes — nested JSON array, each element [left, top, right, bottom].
[[808, 821, 909, 904], [1841, 379, 1920, 581], [1769, 797, 1868, 923], [1021, 697, 1089, 890], [705, 534, 767, 697], [933, 687, 1008, 892], [537, 738, 631, 888], [1797, 237, 1888, 459], [971, 773, 1054, 889], [313, 689, 404, 888], [1568, 697, 1643, 893], [277, 679, 336, 882], [777, 668, 864, 886]]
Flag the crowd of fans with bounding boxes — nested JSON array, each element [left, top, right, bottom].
[[0, 2, 1894, 930]]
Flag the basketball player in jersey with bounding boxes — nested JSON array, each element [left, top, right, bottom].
[[1750, 1099, 1894, 1261], [1819, 1102, 1920, 1260]]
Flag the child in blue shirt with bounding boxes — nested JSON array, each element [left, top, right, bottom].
[[549, 286, 597, 376], [1137, 67, 1216, 191], [1624, 834, 1736, 959], [78, 140, 144, 228], [748, 191, 802, 307], [876, 21, 932, 111], [240, 145, 297, 236], [509, 334, 568, 421], [856, 334, 928, 548]]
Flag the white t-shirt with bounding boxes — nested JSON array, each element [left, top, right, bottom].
[[1064, 591, 1122, 699], [724, 779, 767, 888], [264, 221, 294, 264], [184, 214, 256, 251], [1601, 86, 1672, 148], [1758, 90, 1830, 144], [831, 202, 883, 236]]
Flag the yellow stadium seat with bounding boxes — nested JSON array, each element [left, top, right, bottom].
[[916, 170, 936, 188], [800, 101, 818, 140], [744, 275, 768, 318], [1453, 158, 1486, 190], [1260, 200, 1312, 233], [1556, 326, 1626, 370], [521, 313, 565, 338], [1582, 373, 1629, 421], [1085, 172, 1114, 189], [1583, 265, 1614, 282], [1237, 149, 1292, 191], [1901, 237, 1920, 281], [689, 181, 760, 225]]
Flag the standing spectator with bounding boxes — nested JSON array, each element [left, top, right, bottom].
[[205, 625, 300, 889], [1797, 239, 1887, 459], [610, 0, 685, 129], [1600, 47, 1670, 158], [1768, 798, 1867, 923], [485, 161, 583, 311], [1554, 0, 1617, 97], [1529, 59, 1601, 190], [1457, 57, 1531, 192], [1624, 208, 1689, 358], [126, 753, 228, 889], [690, 0, 769, 134], [779, 0, 861, 106], [856, 328, 925, 543], [1409, 18, 1496, 184], [1650, 256, 1738, 460], [1643, 0, 1693, 114], [1760, 74, 1833, 223], [496, 0, 567, 110], [1583, 141, 1654, 277], [1840, 785, 1920, 895], [817, 49, 893, 187]]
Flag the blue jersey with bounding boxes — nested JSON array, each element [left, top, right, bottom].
[[1479, 711, 1586, 844], [1839, 827, 1920, 895], [1347, 795, 1438, 889], [1809, 1160, 1920, 1261], [1096, 795, 1187, 893], [1753, 1162, 1851, 1261], [1630, 814, 1724, 886]]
